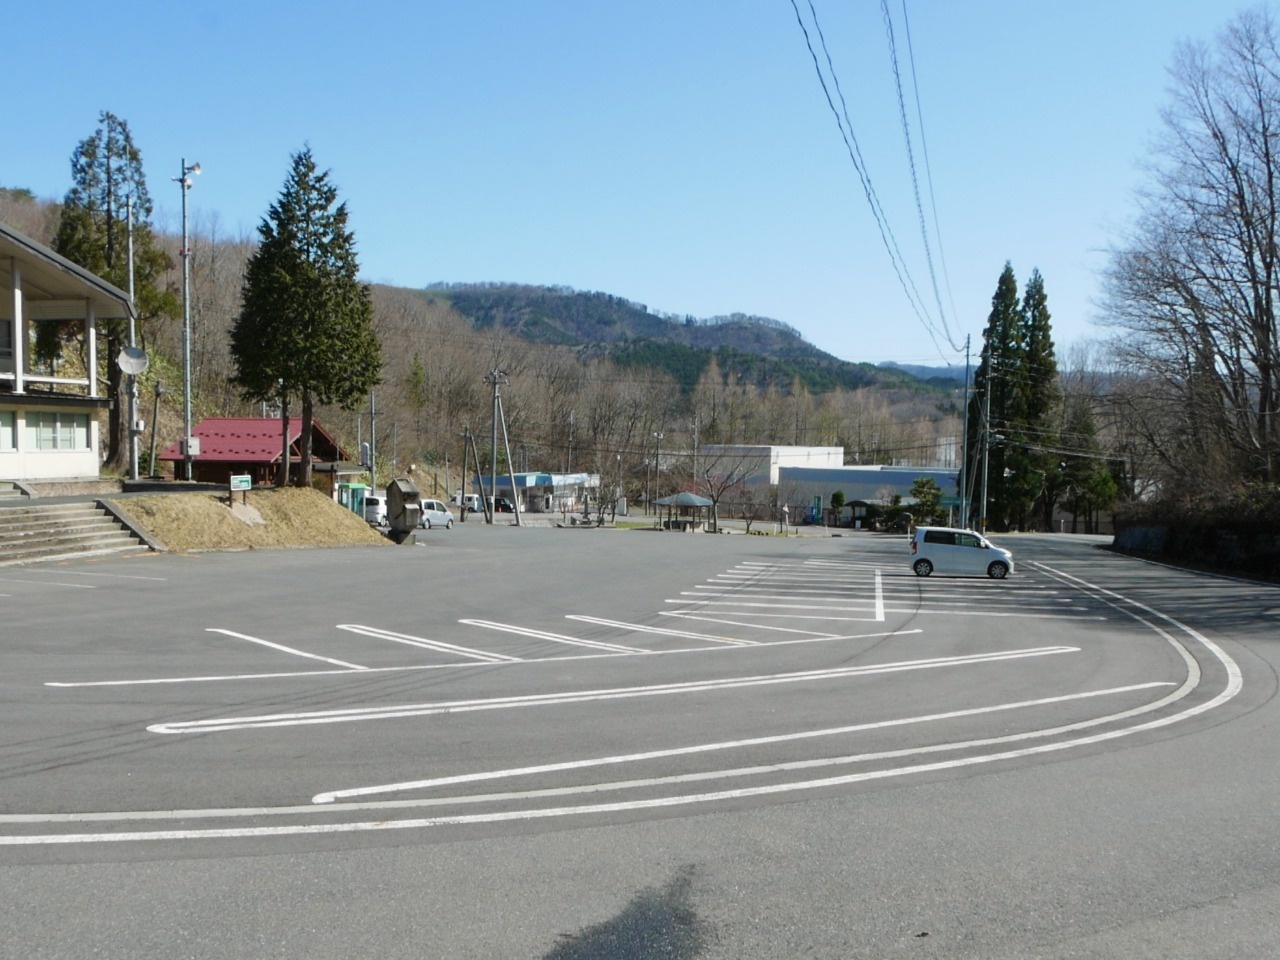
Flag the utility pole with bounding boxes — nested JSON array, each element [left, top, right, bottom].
[[960, 334, 971, 527], [979, 346, 993, 534], [653, 430, 664, 504], [566, 410, 574, 474], [458, 428, 470, 521], [487, 370, 503, 524], [692, 413, 699, 480], [369, 390, 378, 493], [125, 196, 139, 482]]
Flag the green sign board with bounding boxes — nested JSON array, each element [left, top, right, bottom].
[[229, 474, 252, 492]]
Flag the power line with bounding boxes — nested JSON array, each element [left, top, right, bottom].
[[899, 0, 961, 336], [881, 0, 960, 351], [788, 0, 949, 358]]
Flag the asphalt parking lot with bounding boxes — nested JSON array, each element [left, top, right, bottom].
[[1, 527, 1275, 959]]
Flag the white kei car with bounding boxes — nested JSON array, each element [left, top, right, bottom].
[[418, 499, 454, 529], [910, 526, 1014, 579]]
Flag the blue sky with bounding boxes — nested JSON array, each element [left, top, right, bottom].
[[7, 1, 1239, 366]]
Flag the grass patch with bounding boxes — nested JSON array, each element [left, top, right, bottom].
[[109, 487, 389, 553]]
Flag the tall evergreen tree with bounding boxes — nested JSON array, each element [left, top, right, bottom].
[[231, 147, 382, 486], [964, 264, 1062, 530], [966, 263, 1024, 530], [1019, 269, 1060, 528], [52, 111, 177, 470]]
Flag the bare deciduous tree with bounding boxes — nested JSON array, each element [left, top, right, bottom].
[[1103, 7, 1280, 494]]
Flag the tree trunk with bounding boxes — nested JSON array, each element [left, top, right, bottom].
[[278, 397, 290, 488], [300, 392, 314, 488]]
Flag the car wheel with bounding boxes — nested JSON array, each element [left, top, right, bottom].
[[913, 559, 933, 577], [987, 561, 1009, 579], [446, 519, 453, 529]]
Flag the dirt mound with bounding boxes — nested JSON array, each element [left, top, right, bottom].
[[109, 487, 389, 553]]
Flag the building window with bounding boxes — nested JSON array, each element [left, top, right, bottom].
[[0, 411, 13, 450], [24, 411, 89, 451]]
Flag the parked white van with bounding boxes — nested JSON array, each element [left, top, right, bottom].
[[363, 494, 386, 526], [910, 526, 1013, 579]]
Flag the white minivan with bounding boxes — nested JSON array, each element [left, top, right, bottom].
[[910, 526, 1013, 579]]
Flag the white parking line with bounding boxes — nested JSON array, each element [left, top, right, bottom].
[[461, 620, 647, 654], [207, 629, 368, 670], [657, 616, 922, 644], [336, 624, 520, 663], [566, 615, 758, 645], [24, 570, 167, 581], [0, 577, 95, 588], [145, 646, 1078, 735], [668, 598, 1101, 619]]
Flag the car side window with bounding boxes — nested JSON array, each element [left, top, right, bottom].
[[924, 530, 955, 545], [957, 533, 981, 548]]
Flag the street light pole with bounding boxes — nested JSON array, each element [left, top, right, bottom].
[[174, 159, 200, 481]]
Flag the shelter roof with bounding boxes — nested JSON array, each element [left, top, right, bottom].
[[654, 491, 714, 507], [159, 417, 345, 463]]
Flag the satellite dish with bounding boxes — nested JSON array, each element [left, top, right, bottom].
[[116, 346, 149, 375]]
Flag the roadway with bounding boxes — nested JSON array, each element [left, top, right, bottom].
[[0, 527, 1274, 958]]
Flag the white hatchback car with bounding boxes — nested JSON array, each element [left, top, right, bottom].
[[418, 498, 454, 529], [910, 526, 1014, 579]]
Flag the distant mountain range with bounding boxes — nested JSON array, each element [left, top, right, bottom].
[[420, 283, 955, 395], [877, 361, 969, 384]]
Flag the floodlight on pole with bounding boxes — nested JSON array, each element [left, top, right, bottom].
[[173, 159, 200, 480]]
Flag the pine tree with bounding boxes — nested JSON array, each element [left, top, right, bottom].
[[51, 111, 177, 470], [231, 147, 382, 486]]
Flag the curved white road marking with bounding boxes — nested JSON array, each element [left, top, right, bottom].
[[146, 646, 1075, 734], [311, 681, 1172, 804], [5, 564, 1243, 845]]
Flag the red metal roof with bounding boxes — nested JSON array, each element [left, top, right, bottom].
[[159, 418, 345, 463]]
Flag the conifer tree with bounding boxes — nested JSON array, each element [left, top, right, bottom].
[[964, 264, 1062, 530], [1019, 269, 1060, 527], [966, 263, 1024, 529], [231, 147, 382, 486], [52, 111, 177, 470]]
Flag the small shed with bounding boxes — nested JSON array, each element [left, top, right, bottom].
[[653, 491, 713, 531], [158, 417, 349, 486]]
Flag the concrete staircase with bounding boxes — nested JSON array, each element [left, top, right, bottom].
[[0, 480, 27, 504], [0, 501, 153, 566]]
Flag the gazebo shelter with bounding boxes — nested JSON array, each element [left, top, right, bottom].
[[653, 491, 713, 531]]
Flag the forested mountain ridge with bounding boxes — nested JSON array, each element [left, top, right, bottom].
[[413, 282, 928, 394]]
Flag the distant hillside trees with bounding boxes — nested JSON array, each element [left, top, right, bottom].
[[231, 147, 381, 487], [51, 111, 178, 470]]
